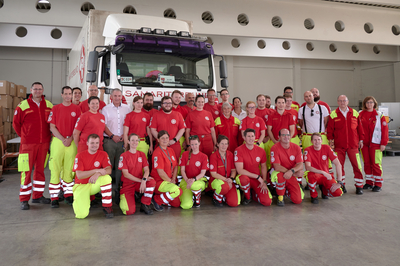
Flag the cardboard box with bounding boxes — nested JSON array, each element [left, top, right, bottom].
[[3, 122, 11, 135], [0, 95, 13, 109], [9, 82, 16, 96], [2, 108, 10, 122], [17, 85, 27, 98], [0, 80, 10, 95], [12, 97, 21, 109]]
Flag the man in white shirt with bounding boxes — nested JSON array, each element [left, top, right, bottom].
[[298, 91, 330, 151], [102, 89, 131, 201]]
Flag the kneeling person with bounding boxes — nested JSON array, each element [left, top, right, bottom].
[[72, 134, 113, 219], [271, 129, 304, 206], [304, 133, 343, 204], [179, 135, 209, 209], [235, 128, 272, 206], [119, 133, 156, 215]]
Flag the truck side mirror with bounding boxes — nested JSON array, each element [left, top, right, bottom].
[[87, 51, 99, 72], [219, 59, 227, 79], [221, 79, 229, 88], [86, 72, 96, 83]]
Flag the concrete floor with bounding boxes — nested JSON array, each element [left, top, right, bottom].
[[0, 157, 399, 266]]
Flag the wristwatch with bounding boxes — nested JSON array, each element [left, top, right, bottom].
[[257, 175, 261, 180], [194, 176, 197, 181], [142, 177, 147, 181], [110, 134, 114, 139], [291, 169, 295, 174], [230, 177, 235, 181], [173, 137, 177, 142]]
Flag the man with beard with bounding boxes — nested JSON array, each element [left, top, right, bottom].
[[265, 95, 272, 109], [301, 88, 331, 113], [171, 90, 189, 120], [150, 96, 186, 160], [143, 92, 157, 118], [182, 92, 196, 113], [204, 89, 220, 120]]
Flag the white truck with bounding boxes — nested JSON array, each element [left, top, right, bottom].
[[68, 10, 227, 106]]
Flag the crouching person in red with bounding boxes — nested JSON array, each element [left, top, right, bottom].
[[151, 130, 182, 211], [271, 128, 304, 206], [210, 135, 247, 207], [304, 133, 343, 204], [119, 133, 155, 215], [72, 134, 113, 219], [235, 128, 272, 206]]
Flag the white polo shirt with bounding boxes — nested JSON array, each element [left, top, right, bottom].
[[298, 103, 329, 133], [102, 103, 131, 137]]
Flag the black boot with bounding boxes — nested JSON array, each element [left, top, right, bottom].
[[140, 203, 154, 215]]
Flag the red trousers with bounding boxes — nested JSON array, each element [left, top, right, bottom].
[[276, 173, 302, 204], [153, 181, 182, 208], [120, 179, 156, 215], [211, 176, 249, 207], [198, 134, 214, 157], [361, 144, 383, 187], [239, 176, 271, 206], [306, 172, 343, 198], [335, 147, 363, 188], [19, 143, 50, 202]]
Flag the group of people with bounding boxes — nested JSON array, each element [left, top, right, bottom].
[[13, 82, 388, 219]]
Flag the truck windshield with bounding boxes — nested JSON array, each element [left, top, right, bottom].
[[115, 49, 213, 89]]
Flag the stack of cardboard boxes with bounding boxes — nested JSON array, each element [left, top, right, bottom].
[[0, 80, 27, 141]]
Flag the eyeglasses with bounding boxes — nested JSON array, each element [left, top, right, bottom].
[[366, 101, 374, 104], [163, 102, 172, 105], [220, 93, 229, 96], [189, 135, 198, 140], [247, 106, 256, 109], [311, 109, 314, 117], [208, 94, 216, 97], [280, 134, 291, 137]]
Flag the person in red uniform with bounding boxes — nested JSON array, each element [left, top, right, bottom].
[[217, 89, 234, 113], [265, 96, 296, 170], [301, 88, 331, 113], [73, 96, 106, 153], [182, 92, 196, 113], [214, 102, 240, 153], [13, 82, 53, 210], [142, 92, 158, 118], [240, 101, 266, 148], [72, 87, 82, 105], [284, 94, 301, 145], [79, 85, 106, 113], [235, 128, 272, 206], [283, 86, 300, 111], [204, 89, 220, 120], [304, 133, 343, 204], [255, 94, 273, 145], [119, 133, 155, 215], [150, 96, 186, 159], [151, 130, 182, 210], [179, 135, 209, 209], [270, 128, 304, 206], [359, 96, 389, 192], [327, 95, 365, 194], [123, 96, 153, 156], [171, 90, 189, 120], [72, 134, 113, 219], [210, 135, 250, 207], [185, 95, 217, 157], [48, 86, 81, 207]]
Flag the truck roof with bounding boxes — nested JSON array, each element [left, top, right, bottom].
[[103, 14, 192, 44]]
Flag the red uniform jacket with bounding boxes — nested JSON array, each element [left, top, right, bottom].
[[326, 107, 364, 149], [13, 95, 53, 144], [359, 110, 388, 146]]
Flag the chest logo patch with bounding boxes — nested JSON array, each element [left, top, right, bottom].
[[142, 117, 146, 122], [138, 157, 142, 163], [256, 123, 260, 128], [195, 161, 201, 167], [205, 116, 210, 121], [100, 119, 105, 123], [94, 161, 100, 167], [322, 155, 327, 160], [71, 112, 76, 117], [256, 157, 261, 162], [290, 155, 295, 161], [171, 119, 176, 124], [215, 111, 219, 115]]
